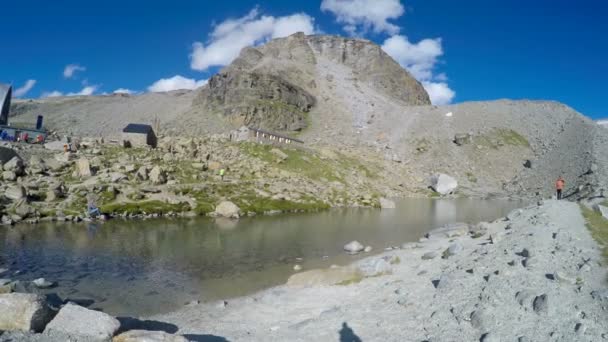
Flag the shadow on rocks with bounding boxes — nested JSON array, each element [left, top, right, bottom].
[[339, 322, 362, 342], [183, 334, 230, 342], [116, 317, 179, 334]]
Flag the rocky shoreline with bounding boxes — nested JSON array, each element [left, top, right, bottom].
[[0, 135, 417, 227], [1, 200, 605, 341]]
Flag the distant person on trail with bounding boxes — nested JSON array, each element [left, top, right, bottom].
[[219, 168, 225, 181], [556, 176, 565, 200]]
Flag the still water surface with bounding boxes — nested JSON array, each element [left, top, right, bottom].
[[0, 198, 522, 316]]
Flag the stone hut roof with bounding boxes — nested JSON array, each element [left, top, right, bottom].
[[122, 123, 153, 134]]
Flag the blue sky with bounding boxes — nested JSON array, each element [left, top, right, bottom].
[[1, 0, 606, 118]]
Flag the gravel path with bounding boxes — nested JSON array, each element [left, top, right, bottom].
[[148, 200, 607, 341]]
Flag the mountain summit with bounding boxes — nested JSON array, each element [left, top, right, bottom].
[[187, 32, 430, 132]]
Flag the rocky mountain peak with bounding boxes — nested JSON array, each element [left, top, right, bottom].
[[191, 33, 430, 132]]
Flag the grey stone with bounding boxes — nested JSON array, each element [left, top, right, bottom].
[[44, 303, 120, 340], [2, 170, 16, 181], [480, 332, 499, 342], [110, 172, 128, 183], [598, 205, 608, 220], [343, 240, 365, 254], [532, 294, 548, 314], [32, 278, 55, 289], [444, 243, 463, 257], [422, 251, 438, 260], [3, 156, 24, 175], [75, 158, 92, 177], [0, 293, 53, 332], [454, 133, 472, 146], [429, 173, 458, 195], [214, 201, 240, 219], [5, 185, 26, 201], [149, 166, 167, 185], [426, 223, 469, 239]]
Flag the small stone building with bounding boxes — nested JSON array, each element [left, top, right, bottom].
[[122, 123, 157, 148]]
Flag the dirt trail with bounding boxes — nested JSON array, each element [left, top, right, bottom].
[[149, 200, 608, 341]]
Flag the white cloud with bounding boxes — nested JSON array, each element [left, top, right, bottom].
[[190, 8, 315, 71], [382, 35, 455, 104], [67, 85, 98, 96], [63, 64, 86, 79], [13, 79, 37, 97], [422, 81, 455, 106], [381, 35, 442, 80], [41, 91, 63, 98], [113, 88, 135, 94], [147, 75, 208, 92], [321, 0, 404, 35]]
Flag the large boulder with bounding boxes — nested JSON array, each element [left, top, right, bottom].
[[2, 170, 16, 181], [44, 303, 120, 340], [5, 185, 26, 201], [286, 266, 363, 287], [214, 201, 240, 219], [44, 141, 67, 151], [356, 257, 393, 277], [429, 173, 458, 195], [3, 156, 24, 175], [597, 205, 608, 220], [149, 166, 167, 185], [343, 240, 365, 254], [75, 158, 92, 177], [453, 133, 472, 146], [0, 147, 19, 166], [113, 330, 189, 342], [0, 293, 53, 332]]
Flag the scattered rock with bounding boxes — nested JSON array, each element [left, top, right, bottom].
[[293, 264, 302, 271], [45, 303, 120, 340], [136, 166, 149, 181], [214, 201, 240, 219], [429, 173, 458, 195], [532, 294, 549, 314], [2, 170, 16, 181], [32, 278, 55, 289], [0, 293, 53, 332], [76, 158, 92, 177], [3, 156, 24, 175], [343, 240, 365, 254], [363, 246, 373, 253], [5, 185, 26, 201], [357, 257, 392, 277], [453, 133, 472, 146], [443, 243, 463, 258], [149, 166, 167, 185], [597, 205, 608, 220]]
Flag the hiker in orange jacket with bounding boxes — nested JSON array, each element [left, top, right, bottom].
[[556, 176, 565, 200]]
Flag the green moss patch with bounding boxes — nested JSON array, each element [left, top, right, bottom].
[[474, 128, 530, 149], [100, 200, 190, 215], [580, 205, 608, 262]]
